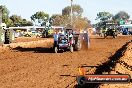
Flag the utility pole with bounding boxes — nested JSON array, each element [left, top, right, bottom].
[[70, 0, 73, 27], [0, 9, 2, 24]]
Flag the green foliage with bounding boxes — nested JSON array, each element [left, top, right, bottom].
[[50, 14, 64, 26], [113, 11, 130, 22], [6, 18, 14, 27], [21, 19, 33, 26], [0, 4, 91, 31], [9, 15, 33, 27], [0, 5, 33, 27], [10, 15, 22, 24], [31, 11, 49, 26], [0, 5, 9, 23], [96, 12, 113, 22]]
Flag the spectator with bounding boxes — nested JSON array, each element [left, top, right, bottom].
[[53, 31, 59, 47]]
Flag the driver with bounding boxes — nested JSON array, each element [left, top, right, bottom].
[[83, 30, 90, 49], [53, 31, 59, 47]]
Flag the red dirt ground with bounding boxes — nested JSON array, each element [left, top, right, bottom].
[[100, 42, 132, 88], [0, 36, 131, 88]]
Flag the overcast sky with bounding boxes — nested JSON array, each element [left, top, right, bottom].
[[0, 0, 132, 24]]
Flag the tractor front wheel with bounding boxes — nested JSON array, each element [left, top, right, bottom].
[[54, 47, 58, 53], [70, 46, 73, 53], [104, 33, 107, 39]]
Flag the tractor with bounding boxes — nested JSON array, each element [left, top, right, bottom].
[[65, 28, 82, 51], [0, 23, 15, 44], [42, 26, 65, 38], [54, 34, 73, 53], [101, 22, 118, 38], [103, 27, 118, 38], [42, 26, 56, 38], [53, 28, 81, 53]]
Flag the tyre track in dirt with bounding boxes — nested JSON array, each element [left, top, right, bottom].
[[0, 36, 132, 88], [67, 40, 132, 88], [99, 40, 132, 88]]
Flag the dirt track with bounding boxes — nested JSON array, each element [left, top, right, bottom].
[[99, 42, 132, 88], [0, 36, 132, 88]]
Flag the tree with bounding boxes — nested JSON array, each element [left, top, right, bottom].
[[0, 5, 32, 27], [6, 18, 14, 27], [0, 5, 9, 23], [62, 5, 85, 28], [31, 11, 49, 26], [50, 14, 64, 26], [73, 17, 91, 31], [21, 19, 33, 26], [61, 5, 91, 31], [113, 11, 130, 24], [62, 4, 83, 17], [96, 12, 113, 22], [9, 15, 33, 27], [10, 15, 23, 26]]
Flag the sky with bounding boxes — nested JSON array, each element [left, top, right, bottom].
[[0, 0, 132, 24]]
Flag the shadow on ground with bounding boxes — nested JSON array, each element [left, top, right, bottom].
[[12, 46, 55, 53], [74, 84, 100, 88], [90, 37, 116, 39], [73, 40, 132, 88]]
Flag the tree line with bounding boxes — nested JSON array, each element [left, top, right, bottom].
[[30, 4, 91, 31], [0, 5, 91, 31], [0, 5, 33, 27], [1, 5, 131, 30], [95, 11, 131, 28]]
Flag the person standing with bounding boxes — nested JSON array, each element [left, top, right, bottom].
[[53, 31, 59, 47], [83, 30, 90, 49]]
